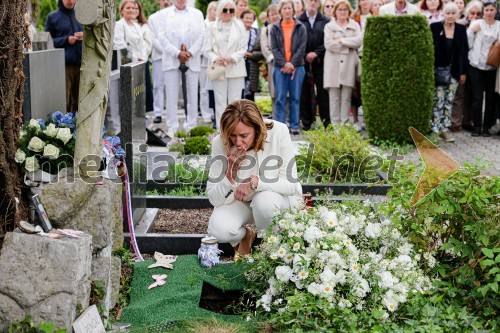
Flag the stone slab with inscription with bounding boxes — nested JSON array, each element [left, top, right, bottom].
[[72, 305, 106, 333]]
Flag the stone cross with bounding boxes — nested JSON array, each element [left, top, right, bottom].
[[74, 0, 115, 178]]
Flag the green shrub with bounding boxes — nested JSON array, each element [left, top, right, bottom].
[[188, 126, 216, 137], [297, 125, 375, 183], [382, 161, 500, 324], [165, 161, 209, 183], [255, 96, 272, 115], [362, 16, 434, 144], [183, 137, 211, 155]]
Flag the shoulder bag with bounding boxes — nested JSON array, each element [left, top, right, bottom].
[[205, 24, 226, 81]]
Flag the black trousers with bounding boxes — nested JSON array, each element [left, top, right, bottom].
[[469, 66, 496, 131], [300, 62, 330, 129]]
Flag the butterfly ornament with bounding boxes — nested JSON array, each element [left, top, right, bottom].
[[147, 252, 178, 270], [148, 274, 167, 289]]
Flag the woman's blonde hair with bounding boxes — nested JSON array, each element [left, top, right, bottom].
[[207, 1, 219, 15], [220, 100, 273, 152], [216, 0, 237, 18], [322, 0, 335, 14], [333, 0, 353, 19], [119, 0, 147, 24]]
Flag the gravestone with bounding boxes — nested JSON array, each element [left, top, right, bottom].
[[119, 61, 147, 224], [31, 32, 54, 51], [22, 49, 66, 122]]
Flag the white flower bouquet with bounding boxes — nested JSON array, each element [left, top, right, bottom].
[[16, 112, 76, 174], [245, 201, 432, 330]]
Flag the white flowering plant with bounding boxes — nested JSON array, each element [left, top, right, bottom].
[[244, 201, 434, 331], [16, 112, 76, 174]]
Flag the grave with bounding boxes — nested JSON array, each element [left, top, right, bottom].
[[22, 49, 66, 122]]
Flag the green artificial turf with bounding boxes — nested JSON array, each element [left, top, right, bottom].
[[121, 255, 249, 330]]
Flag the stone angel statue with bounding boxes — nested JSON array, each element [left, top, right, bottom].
[[74, 0, 115, 178]]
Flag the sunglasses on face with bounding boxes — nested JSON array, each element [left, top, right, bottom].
[[222, 8, 235, 13], [469, 10, 482, 16], [325, 5, 333, 8]]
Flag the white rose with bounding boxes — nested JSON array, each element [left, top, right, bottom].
[[56, 127, 72, 144], [43, 144, 60, 160], [43, 123, 59, 138], [14, 149, 26, 163], [307, 282, 321, 295], [378, 271, 395, 289], [25, 156, 39, 172], [365, 222, 382, 238], [29, 119, 41, 131], [27, 136, 46, 152], [275, 265, 293, 283]]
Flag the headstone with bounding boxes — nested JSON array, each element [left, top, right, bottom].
[[119, 61, 147, 224], [0, 231, 92, 331], [72, 305, 106, 333], [22, 49, 66, 122], [31, 32, 54, 51]]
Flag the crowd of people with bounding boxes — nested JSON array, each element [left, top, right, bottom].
[[40, 0, 500, 258], [43, 0, 500, 140]]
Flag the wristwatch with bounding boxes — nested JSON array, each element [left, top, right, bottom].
[[250, 176, 257, 191]]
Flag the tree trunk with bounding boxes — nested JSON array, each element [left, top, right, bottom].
[[0, 1, 29, 233]]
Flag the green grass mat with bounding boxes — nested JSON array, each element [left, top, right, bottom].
[[121, 255, 249, 329]]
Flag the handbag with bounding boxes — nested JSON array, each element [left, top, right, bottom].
[[206, 62, 226, 80], [487, 41, 500, 68], [434, 65, 451, 86], [205, 24, 226, 81]]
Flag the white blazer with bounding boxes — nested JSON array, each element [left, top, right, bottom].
[[379, 2, 421, 15], [207, 120, 303, 208], [203, 19, 247, 79], [114, 19, 152, 62], [158, 6, 205, 72]]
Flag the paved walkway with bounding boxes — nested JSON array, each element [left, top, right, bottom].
[[145, 108, 500, 177]]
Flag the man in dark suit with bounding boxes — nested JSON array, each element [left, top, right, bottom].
[[298, 0, 330, 130]]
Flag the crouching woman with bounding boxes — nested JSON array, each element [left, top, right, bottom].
[[206, 99, 303, 258]]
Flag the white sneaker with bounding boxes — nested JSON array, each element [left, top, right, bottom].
[[352, 122, 362, 132], [166, 128, 176, 139]]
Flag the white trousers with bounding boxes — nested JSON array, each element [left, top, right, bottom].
[[207, 191, 290, 247], [329, 86, 353, 125], [165, 68, 199, 131], [152, 59, 165, 117], [212, 77, 244, 130], [199, 65, 213, 121]]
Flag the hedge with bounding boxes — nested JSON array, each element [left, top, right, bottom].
[[362, 15, 434, 144]]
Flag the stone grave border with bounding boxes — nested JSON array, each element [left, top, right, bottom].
[[125, 193, 388, 255]]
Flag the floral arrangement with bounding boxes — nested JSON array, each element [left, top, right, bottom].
[[15, 112, 76, 174], [245, 201, 433, 330]]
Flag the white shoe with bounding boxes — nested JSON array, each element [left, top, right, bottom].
[[203, 118, 212, 124], [358, 106, 364, 116], [352, 122, 362, 132], [166, 128, 176, 139]]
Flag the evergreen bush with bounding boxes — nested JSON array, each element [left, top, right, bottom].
[[184, 136, 211, 155], [362, 16, 434, 144], [188, 126, 216, 137]]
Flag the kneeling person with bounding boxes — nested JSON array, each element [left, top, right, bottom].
[[206, 100, 303, 257]]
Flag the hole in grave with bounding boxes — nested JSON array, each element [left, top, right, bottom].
[[198, 281, 255, 315]]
